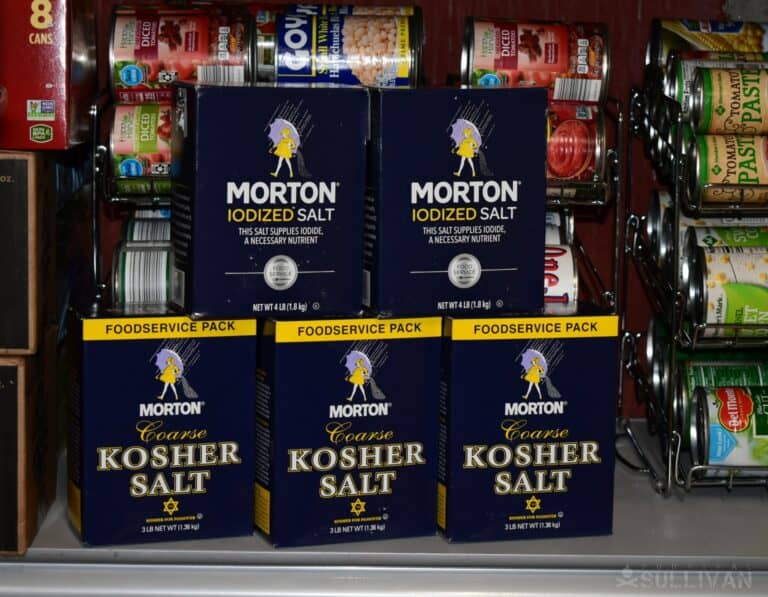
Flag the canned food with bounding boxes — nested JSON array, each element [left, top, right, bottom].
[[112, 242, 173, 307], [658, 203, 676, 281], [691, 68, 768, 134], [546, 102, 605, 186], [269, 13, 422, 86], [124, 217, 171, 242], [661, 122, 693, 177], [134, 208, 171, 219], [110, 103, 172, 197], [248, 4, 280, 82], [692, 386, 768, 475], [286, 5, 417, 15], [461, 19, 609, 104], [665, 51, 768, 119], [544, 244, 578, 314], [545, 224, 563, 244], [646, 315, 670, 408], [545, 210, 575, 244], [110, 6, 252, 103], [647, 20, 768, 71], [674, 362, 768, 447], [649, 96, 672, 170], [646, 189, 671, 260], [688, 134, 768, 204], [687, 246, 768, 335]]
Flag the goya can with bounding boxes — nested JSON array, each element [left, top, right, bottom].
[[110, 6, 252, 103], [691, 68, 768, 134], [665, 51, 768, 119], [646, 20, 768, 71], [462, 19, 609, 104], [286, 5, 418, 16], [112, 242, 172, 308], [110, 103, 172, 197], [271, 13, 422, 86], [692, 386, 768, 475], [675, 362, 768, 447], [688, 134, 768, 204], [546, 102, 605, 185], [545, 210, 575, 244], [687, 246, 768, 335], [124, 218, 171, 242], [544, 245, 578, 314]]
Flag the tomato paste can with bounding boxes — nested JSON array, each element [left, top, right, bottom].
[[687, 246, 768, 335], [646, 20, 768, 72], [688, 134, 768, 204], [268, 12, 422, 86], [665, 51, 768, 119], [109, 103, 173, 197], [691, 68, 768, 134], [124, 217, 171, 242], [546, 102, 605, 186], [545, 210, 575, 244], [112, 241, 173, 307], [285, 5, 418, 16], [675, 362, 768, 448], [543, 244, 578, 314], [110, 6, 253, 103], [661, 122, 693, 178], [462, 18, 609, 104], [692, 386, 768, 475]]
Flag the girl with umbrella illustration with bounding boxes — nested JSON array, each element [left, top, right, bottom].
[[346, 356, 369, 402], [270, 127, 297, 178], [157, 355, 180, 401], [519, 347, 562, 400], [453, 127, 479, 177], [521, 356, 545, 400]]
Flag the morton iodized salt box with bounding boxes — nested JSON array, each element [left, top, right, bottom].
[[255, 317, 441, 546], [171, 83, 369, 318], [68, 315, 257, 545], [440, 315, 619, 541], [366, 87, 546, 315]]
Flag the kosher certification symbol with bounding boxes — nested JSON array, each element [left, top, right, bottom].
[[264, 255, 299, 290], [448, 253, 482, 289]]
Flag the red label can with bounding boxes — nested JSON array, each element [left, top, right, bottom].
[[110, 6, 252, 104], [462, 18, 609, 103], [546, 102, 605, 183]]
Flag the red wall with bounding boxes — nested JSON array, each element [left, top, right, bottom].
[[94, 0, 724, 415]]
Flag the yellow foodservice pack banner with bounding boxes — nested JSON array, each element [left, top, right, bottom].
[[83, 317, 257, 341], [448, 315, 619, 341], [274, 317, 443, 343]]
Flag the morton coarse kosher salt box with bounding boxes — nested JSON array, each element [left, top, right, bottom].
[[171, 83, 369, 318], [255, 317, 441, 546], [440, 315, 619, 541], [67, 314, 257, 545], [365, 87, 546, 315]]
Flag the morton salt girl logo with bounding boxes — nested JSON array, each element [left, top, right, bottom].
[[267, 111, 311, 180], [139, 340, 204, 417], [506, 340, 567, 416], [330, 341, 391, 418]]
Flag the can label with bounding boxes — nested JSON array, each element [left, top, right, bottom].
[[696, 134, 768, 202], [126, 218, 172, 242], [544, 245, 577, 314], [702, 386, 768, 467], [287, 5, 416, 15], [654, 21, 768, 68], [703, 247, 768, 331], [114, 246, 172, 307], [112, 9, 250, 103], [546, 103, 600, 182], [691, 225, 768, 247], [276, 14, 412, 86], [112, 104, 172, 180], [696, 69, 768, 134], [467, 20, 606, 103]]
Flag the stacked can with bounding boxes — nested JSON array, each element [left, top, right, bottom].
[[461, 18, 610, 201], [544, 212, 579, 315], [112, 209, 173, 310]]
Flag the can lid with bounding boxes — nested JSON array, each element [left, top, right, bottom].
[[690, 67, 707, 133], [688, 246, 706, 326], [691, 386, 710, 468], [673, 373, 686, 444], [687, 134, 702, 205], [460, 17, 476, 86]]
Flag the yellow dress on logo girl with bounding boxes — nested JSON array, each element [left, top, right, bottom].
[[453, 128, 479, 177], [157, 356, 180, 400], [522, 357, 545, 400], [271, 128, 297, 178], [346, 358, 369, 402]]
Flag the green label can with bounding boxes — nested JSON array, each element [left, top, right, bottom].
[[692, 68, 768, 134], [692, 386, 768, 475]]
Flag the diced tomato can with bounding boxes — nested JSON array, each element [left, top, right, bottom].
[[543, 245, 578, 314], [462, 18, 609, 104], [109, 103, 172, 198], [546, 102, 605, 185], [109, 6, 253, 104]]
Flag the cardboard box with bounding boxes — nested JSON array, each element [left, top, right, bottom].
[[440, 315, 618, 541], [255, 317, 441, 546], [0, 0, 96, 150], [0, 327, 57, 555], [68, 314, 257, 545], [0, 152, 55, 354], [171, 83, 369, 318], [366, 87, 546, 315]]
